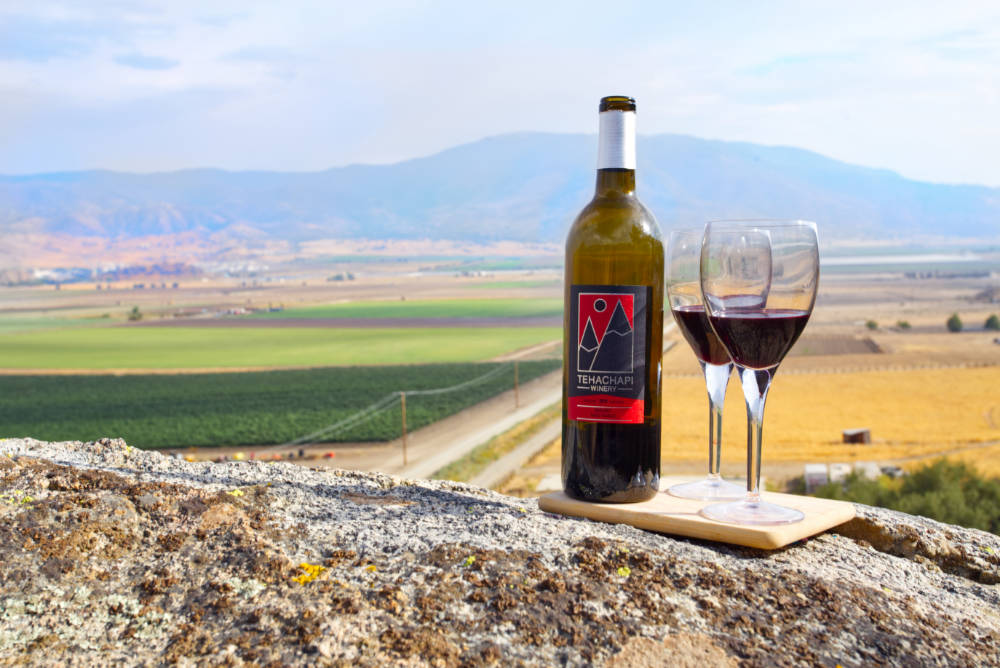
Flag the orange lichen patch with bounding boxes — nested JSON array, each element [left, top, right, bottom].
[[197, 504, 248, 532]]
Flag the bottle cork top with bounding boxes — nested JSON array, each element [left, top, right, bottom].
[[599, 96, 636, 112]]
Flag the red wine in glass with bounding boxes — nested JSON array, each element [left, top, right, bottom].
[[672, 304, 732, 366], [699, 220, 819, 525], [665, 229, 744, 501], [708, 308, 810, 369]]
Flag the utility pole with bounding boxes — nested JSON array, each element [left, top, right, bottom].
[[513, 361, 520, 408], [400, 392, 408, 466]]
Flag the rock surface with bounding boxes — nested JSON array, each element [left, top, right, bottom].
[[1, 437, 998, 667]]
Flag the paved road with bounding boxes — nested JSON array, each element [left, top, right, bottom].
[[396, 387, 560, 480], [467, 420, 561, 490]]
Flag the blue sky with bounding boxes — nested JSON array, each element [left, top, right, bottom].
[[2, 1, 1000, 186]]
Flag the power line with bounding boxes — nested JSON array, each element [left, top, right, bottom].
[[273, 361, 520, 449]]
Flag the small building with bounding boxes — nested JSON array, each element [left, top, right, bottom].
[[881, 465, 905, 479], [829, 463, 852, 484], [842, 428, 871, 444], [804, 464, 829, 493], [853, 461, 882, 480]]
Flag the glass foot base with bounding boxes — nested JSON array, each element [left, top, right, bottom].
[[667, 478, 746, 501], [700, 499, 804, 525]]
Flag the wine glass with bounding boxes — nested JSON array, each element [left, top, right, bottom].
[[699, 220, 819, 525], [665, 228, 744, 500]]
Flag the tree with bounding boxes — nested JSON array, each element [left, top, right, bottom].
[[896, 320, 911, 330], [865, 320, 878, 330], [816, 459, 1000, 535], [986, 314, 1000, 331], [946, 313, 963, 332], [128, 306, 143, 321]]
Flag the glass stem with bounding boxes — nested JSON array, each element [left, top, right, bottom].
[[739, 366, 774, 504], [702, 361, 732, 479]]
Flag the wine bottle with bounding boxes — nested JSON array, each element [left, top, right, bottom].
[[561, 95, 664, 503]]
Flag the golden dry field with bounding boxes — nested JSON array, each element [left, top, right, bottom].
[[660, 366, 1000, 465], [504, 271, 1000, 495], [502, 363, 1000, 496], [938, 443, 1000, 478], [657, 272, 1000, 477]]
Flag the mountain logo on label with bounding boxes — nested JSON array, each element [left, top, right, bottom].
[[577, 293, 635, 373]]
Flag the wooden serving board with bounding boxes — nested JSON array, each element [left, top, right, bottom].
[[538, 490, 856, 550]]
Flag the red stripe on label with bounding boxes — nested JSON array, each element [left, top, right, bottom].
[[568, 395, 644, 424]]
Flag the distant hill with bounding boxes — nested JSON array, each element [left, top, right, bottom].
[[2, 133, 998, 246]]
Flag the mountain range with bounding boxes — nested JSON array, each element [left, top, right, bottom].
[[2, 132, 998, 249]]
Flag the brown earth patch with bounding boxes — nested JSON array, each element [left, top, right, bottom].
[[787, 334, 882, 356]]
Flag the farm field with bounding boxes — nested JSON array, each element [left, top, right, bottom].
[[503, 364, 1000, 497], [245, 297, 562, 320], [937, 443, 1000, 478], [0, 326, 560, 370], [0, 360, 559, 449], [659, 366, 1000, 464], [2, 258, 997, 482], [464, 279, 561, 290], [0, 315, 112, 334], [0, 270, 565, 332]]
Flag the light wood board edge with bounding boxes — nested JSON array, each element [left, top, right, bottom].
[[538, 491, 857, 550]]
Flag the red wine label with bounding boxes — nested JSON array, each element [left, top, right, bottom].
[[567, 284, 648, 423]]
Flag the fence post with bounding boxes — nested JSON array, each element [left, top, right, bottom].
[[514, 361, 520, 408], [400, 392, 408, 466]]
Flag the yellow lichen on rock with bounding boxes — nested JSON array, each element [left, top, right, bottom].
[[292, 563, 327, 585]]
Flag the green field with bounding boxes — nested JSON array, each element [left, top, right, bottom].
[[465, 280, 561, 290], [0, 326, 560, 369], [0, 315, 112, 334], [246, 298, 562, 320], [0, 361, 560, 448]]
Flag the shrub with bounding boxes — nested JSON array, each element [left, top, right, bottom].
[[816, 459, 1000, 535], [865, 320, 878, 330], [946, 313, 963, 332], [986, 314, 1000, 331], [896, 320, 911, 330]]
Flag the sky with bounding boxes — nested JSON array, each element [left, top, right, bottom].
[[2, 1, 1000, 186]]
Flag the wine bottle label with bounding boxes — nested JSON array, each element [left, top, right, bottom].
[[567, 284, 649, 423], [597, 110, 636, 170]]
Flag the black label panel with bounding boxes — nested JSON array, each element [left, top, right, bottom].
[[567, 284, 649, 423]]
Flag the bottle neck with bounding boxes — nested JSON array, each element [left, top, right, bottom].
[[595, 110, 636, 196], [595, 169, 636, 196]]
